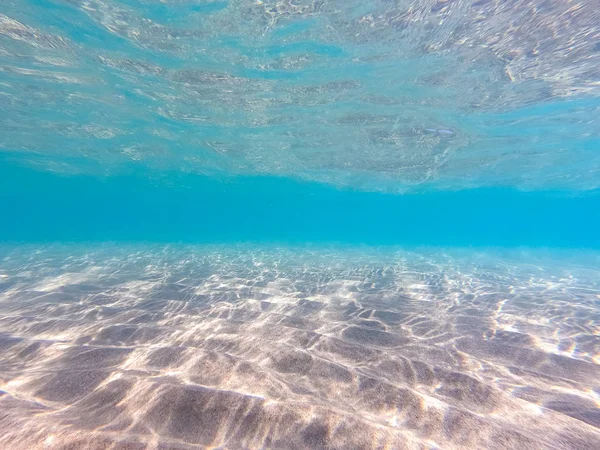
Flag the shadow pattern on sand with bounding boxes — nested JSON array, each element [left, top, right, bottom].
[[0, 245, 599, 449]]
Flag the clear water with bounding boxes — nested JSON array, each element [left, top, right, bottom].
[[1, 1, 600, 449]]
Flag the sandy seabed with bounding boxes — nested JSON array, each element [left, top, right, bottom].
[[0, 245, 599, 449]]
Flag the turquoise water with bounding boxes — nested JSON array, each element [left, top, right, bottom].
[[2, 162, 600, 246], [1, 1, 600, 246], [1, 1, 600, 449]]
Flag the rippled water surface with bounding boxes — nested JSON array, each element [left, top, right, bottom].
[[1, 0, 600, 190]]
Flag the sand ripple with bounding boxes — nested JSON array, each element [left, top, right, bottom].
[[0, 245, 599, 449]]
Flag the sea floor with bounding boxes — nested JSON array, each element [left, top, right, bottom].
[[0, 244, 599, 449]]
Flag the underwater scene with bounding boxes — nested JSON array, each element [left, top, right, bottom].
[[1, 0, 600, 449]]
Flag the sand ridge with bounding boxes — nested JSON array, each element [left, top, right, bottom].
[[0, 244, 599, 449]]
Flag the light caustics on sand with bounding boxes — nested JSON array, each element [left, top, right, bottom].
[[0, 245, 600, 449]]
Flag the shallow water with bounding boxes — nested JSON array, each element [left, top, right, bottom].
[[2, 0, 600, 449]]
